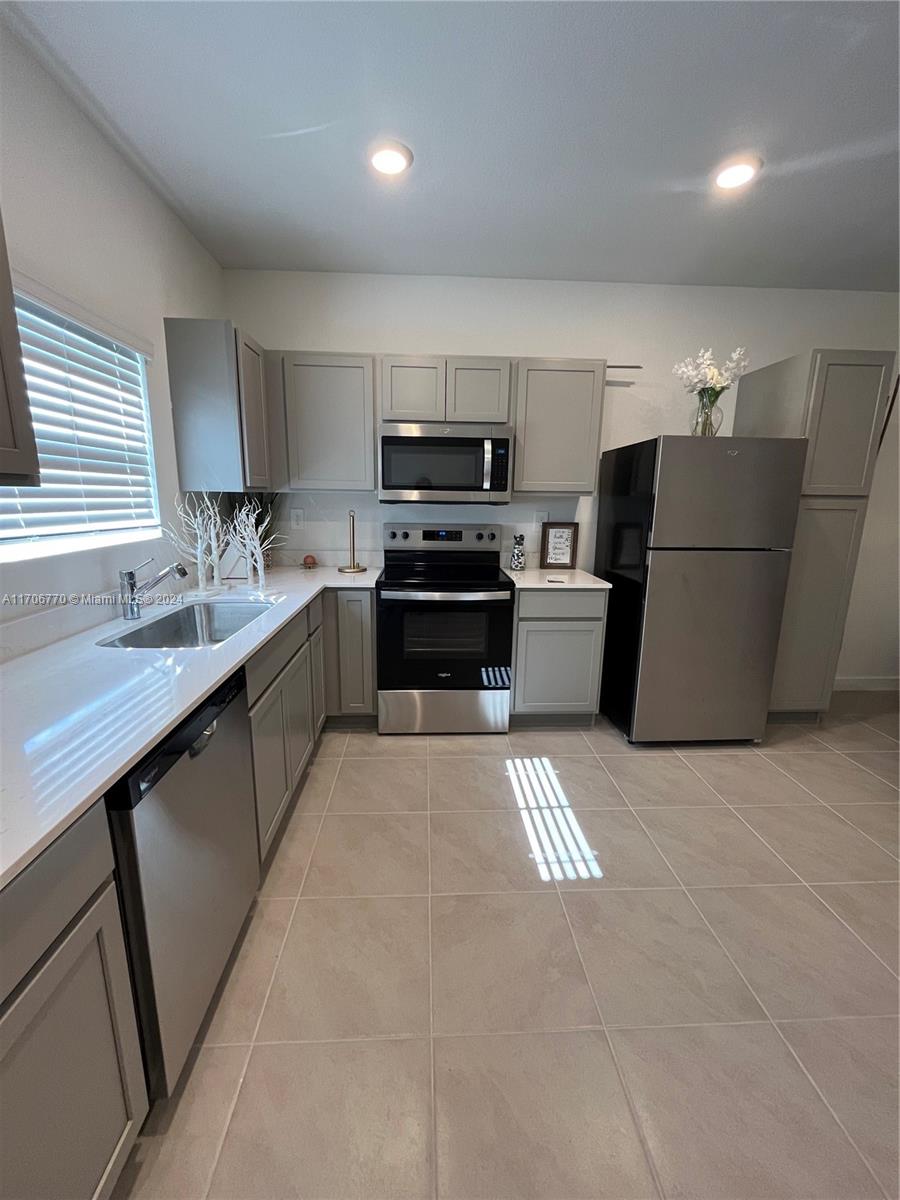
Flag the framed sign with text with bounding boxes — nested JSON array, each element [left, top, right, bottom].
[[539, 522, 579, 570]]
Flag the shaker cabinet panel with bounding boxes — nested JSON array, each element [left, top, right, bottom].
[[514, 359, 606, 492], [513, 620, 605, 713], [285, 354, 375, 490], [446, 357, 510, 423], [337, 591, 375, 714], [310, 625, 326, 736], [0, 208, 39, 484], [0, 881, 147, 1200], [250, 681, 291, 859], [381, 356, 445, 421], [236, 329, 270, 489], [770, 497, 868, 712], [283, 642, 313, 789], [804, 350, 894, 495]]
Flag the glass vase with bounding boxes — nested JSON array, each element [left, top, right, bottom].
[[690, 387, 725, 437]]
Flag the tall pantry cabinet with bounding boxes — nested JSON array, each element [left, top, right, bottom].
[[733, 348, 895, 712]]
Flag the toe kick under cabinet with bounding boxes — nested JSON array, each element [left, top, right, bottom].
[[512, 591, 608, 714]]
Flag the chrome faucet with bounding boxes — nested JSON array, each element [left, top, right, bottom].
[[119, 557, 188, 620]]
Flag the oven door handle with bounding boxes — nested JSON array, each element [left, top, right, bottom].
[[379, 590, 513, 602]]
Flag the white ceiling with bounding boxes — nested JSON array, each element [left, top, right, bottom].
[[8, 1, 899, 290]]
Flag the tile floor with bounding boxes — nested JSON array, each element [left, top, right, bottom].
[[115, 698, 899, 1200]]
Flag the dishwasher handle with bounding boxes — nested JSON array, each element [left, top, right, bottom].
[[188, 720, 217, 758]]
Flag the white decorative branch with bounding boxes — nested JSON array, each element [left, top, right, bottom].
[[164, 493, 213, 591]]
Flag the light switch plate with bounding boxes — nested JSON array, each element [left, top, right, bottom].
[[290, 509, 305, 530]]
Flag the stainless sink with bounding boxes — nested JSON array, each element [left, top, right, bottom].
[[99, 601, 276, 649]]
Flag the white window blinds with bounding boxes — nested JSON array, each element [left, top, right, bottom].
[[0, 296, 160, 543]]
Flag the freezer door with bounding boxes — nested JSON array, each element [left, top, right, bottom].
[[632, 549, 791, 742], [650, 436, 806, 549]]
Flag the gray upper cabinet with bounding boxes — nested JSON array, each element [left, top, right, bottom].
[[284, 353, 375, 490], [446, 357, 510, 422], [0, 209, 39, 485], [733, 348, 895, 496], [165, 318, 271, 492], [381, 355, 445, 421], [514, 358, 606, 492]]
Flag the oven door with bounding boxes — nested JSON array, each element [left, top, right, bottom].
[[377, 589, 514, 692], [378, 425, 511, 503]]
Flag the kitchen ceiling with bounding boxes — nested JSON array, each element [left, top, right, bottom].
[[6, 1, 898, 291]]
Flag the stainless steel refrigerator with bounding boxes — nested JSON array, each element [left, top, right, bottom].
[[594, 436, 807, 742]]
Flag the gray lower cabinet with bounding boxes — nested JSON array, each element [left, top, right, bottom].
[[284, 353, 375, 489], [283, 641, 314, 789], [249, 679, 291, 860], [0, 207, 39, 485], [513, 358, 606, 492], [514, 619, 606, 713], [0, 806, 147, 1200], [310, 624, 326, 736], [770, 497, 869, 712], [337, 590, 375, 713]]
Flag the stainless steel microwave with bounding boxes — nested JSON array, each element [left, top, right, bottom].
[[378, 423, 513, 503]]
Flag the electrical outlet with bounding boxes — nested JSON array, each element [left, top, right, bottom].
[[534, 510, 549, 527], [290, 509, 305, 530]]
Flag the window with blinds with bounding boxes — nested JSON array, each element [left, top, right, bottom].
[[0, 296, 160, 545]]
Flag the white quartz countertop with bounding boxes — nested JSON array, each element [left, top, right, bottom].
[[506, 568, 611, 590], [0, 567, 374, 890]]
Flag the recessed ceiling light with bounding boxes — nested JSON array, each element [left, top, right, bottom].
[[715, 158, 761, 190], [370, 143, 413, 175]]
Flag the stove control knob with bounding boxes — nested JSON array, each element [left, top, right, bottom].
[[475, 531, 484, 541], [487, 531, 496, 541], [389, 530, 398, 540], [401, 530, 410, 540]]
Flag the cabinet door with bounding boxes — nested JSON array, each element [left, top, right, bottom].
[[250, 681, 291, 859], [235, 328, 270, 489], [513, 620, 605, 713], [803, 350, 895, 495], [381, 355, 445, 421], [284, 354, 374, 489], [0, 882, 147, 1200], [283, 642, 313, 789], [514, 358, 606, 492], [337, 591, 374, 713], [0, 209, 39, 484], [446, 357, 510, 423], [310, 625, 326, 736], [770, 497, 868, 712]]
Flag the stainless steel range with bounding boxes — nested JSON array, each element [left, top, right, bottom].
[[375, 524, 515, 733]]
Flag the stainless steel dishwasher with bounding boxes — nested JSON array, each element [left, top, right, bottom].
[[107, 669, 258, 1099]]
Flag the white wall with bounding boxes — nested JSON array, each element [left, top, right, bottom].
[[0, 24, 225, 657], [225, 269, 898, 687]]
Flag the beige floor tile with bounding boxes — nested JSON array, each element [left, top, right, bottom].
[[208, 1040, 432, 1200], [202, 899, 293, 1045], [558, 809, 678, 890], [778, 1016, 899, 1196], [258, 897, 429, 1040], [760, 723, 832, 752], [430, 810, 558, 892], [507, 728, 593, 756], [685, 752, 821, 806], [291, 757, 339, 814], [831, 803, 900, 856], [762, 750, 899, 805], [860, 709, 900, 741], [543, 755, 630, 808], [428, 732, 511, 755], [739, 805, 898, 882], [690, 885, 899, 1018], [636, 807, 797, 885], [258, 813, 319, 897], [112, 1046, 249, 1200], [847, 751, 900, 787], [344, 730, 427, 757], [431, 892, 597, 1034], [302, 812, 429, 896], [328, 756, 428, 812], [611, 1023, 882, 1199], [813, 716, 898, 753], [434, 1031, 657, 1199], [812, 882, 899, 971], [602, 755, 723, 807], [311, 729, 348, 758], [583, 718, 673, 754], [428, 755, 518, 811], [563, 889, 763, 1027]]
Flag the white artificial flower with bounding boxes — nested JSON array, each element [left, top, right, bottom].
[[672, 347, 749, 394]]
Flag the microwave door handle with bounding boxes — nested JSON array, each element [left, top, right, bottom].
[[380, 590, 513, 602], [483, 439, 492, 490]]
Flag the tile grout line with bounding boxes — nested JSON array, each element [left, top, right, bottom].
[[199, 729, 349, 1200], [602, 752, 893, 1200], [670, 749, 900, 980]]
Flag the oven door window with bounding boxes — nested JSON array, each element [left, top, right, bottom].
[[403, 609, 488, 659], [381, 437, 485, 492], [377, 597, 513, 690]]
